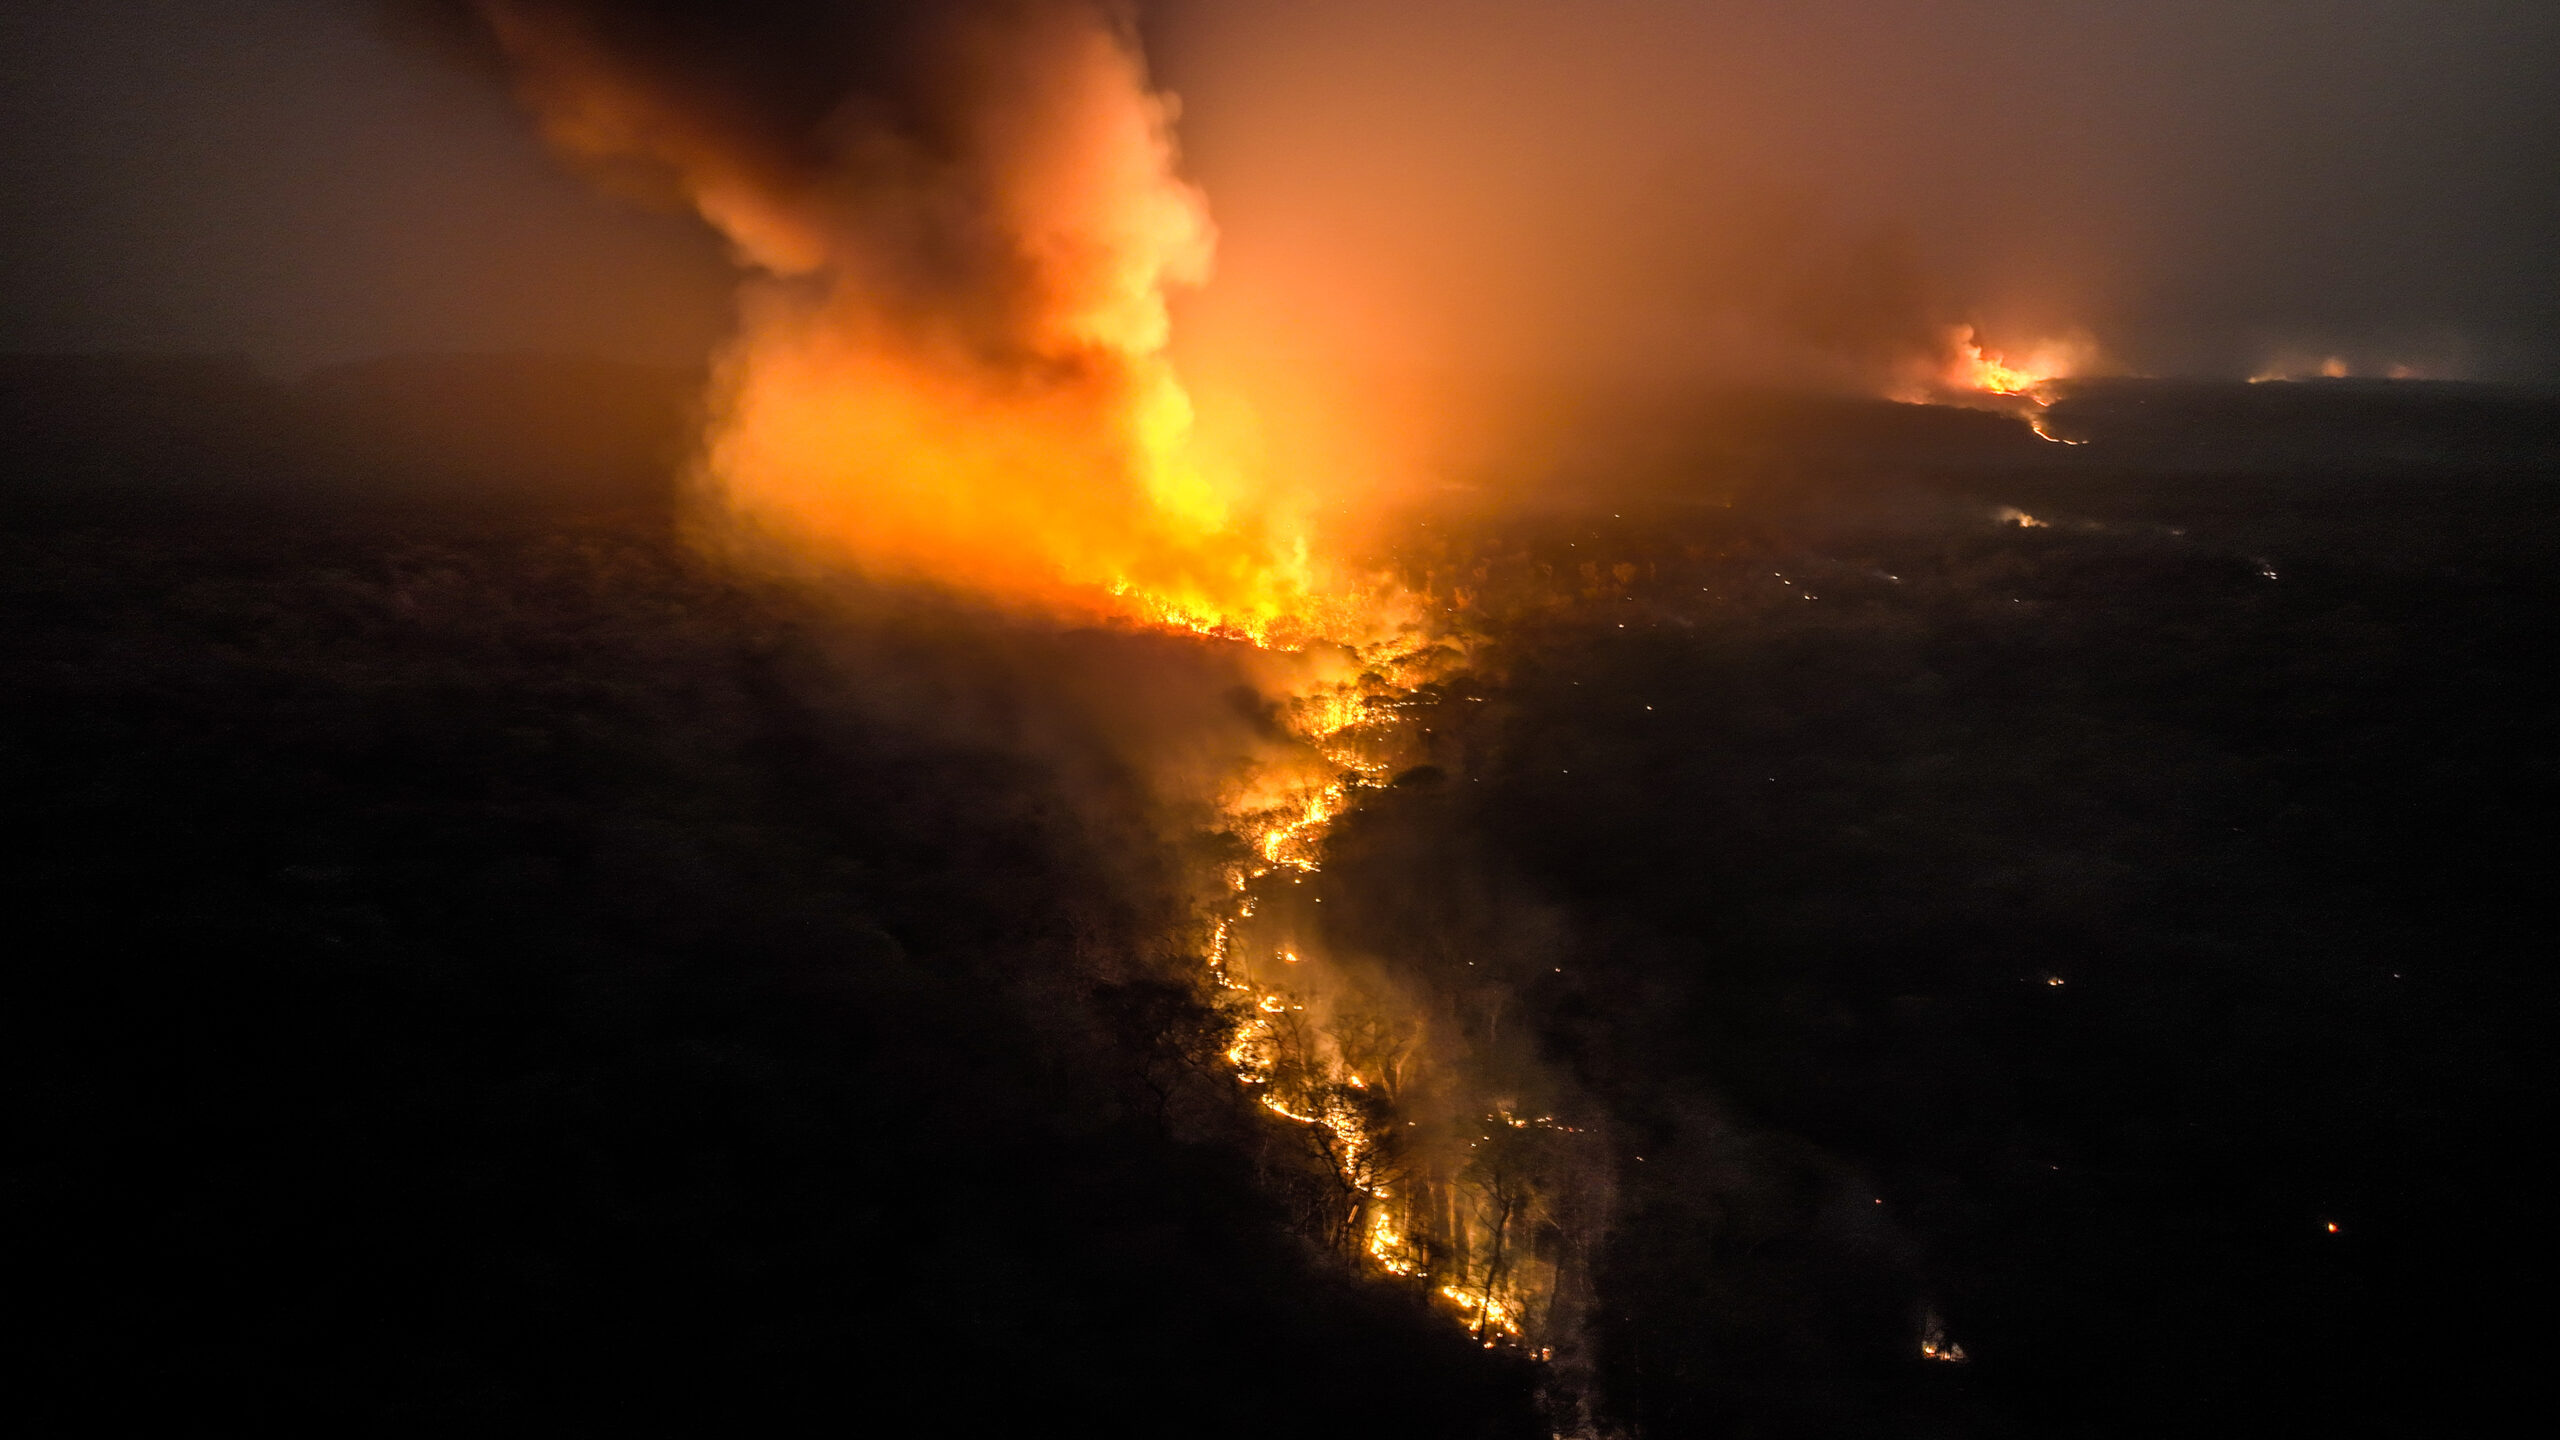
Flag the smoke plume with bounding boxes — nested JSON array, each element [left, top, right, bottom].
[[415, 0, 1342, 634]]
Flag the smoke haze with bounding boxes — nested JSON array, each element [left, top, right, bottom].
[[1150, 0, 2560, 396], [8, 1, 2555, 393], [404, 0, 1381, 631], [0, 0, 734, 369], [11, 6, 2560, 1432]]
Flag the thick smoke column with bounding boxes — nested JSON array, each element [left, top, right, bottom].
[[423, 0, 1333, 633], [425, 2, 1611, 1404]]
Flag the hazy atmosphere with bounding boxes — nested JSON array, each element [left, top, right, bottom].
[[7, 3, 2554, 1435], [6, 1, 2556, 382]]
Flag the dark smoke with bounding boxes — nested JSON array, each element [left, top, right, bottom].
[[403, 0, 1163, 360]]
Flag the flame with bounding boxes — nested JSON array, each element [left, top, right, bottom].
[[1183, 620, 1577, 1352], [1442, 1284, 1523, 1337], [694, 20, 1348, 639], [709, 303, 1334, 635], [1944, 327, 2050, 396], [1934, 324, 2088, 400], [1897, 325, 2098, 441], [465, 0, 1582, 1362], [474, 0, 1375, 644], [1367, 1206, 1421, 1277]]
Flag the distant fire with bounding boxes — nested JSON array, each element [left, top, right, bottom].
[[2250, 354, 2447, 383], [1924, 324, 2092, 403], [1943, 326, 2058, 396], [1902, 325, 2098, 443]]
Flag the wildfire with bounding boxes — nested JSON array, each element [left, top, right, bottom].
[[457, 0, 1577, 1366], [1169, 613, 1582, 1355], [1909, 325, 2097, 428], [1904, 325, 2098, 443], [1944, 325, 2058, 396], [1367, 1207, 1422, 1277], [1919, 1312, 1970, 1363], [1254, 784, 1345, 868], [465, 0, 1377, 646], [1443, 1285, 1523, 1336]]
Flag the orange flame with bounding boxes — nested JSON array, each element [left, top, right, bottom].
[[476, 0, 1375, 645], [1935, 324, 2087, 398]]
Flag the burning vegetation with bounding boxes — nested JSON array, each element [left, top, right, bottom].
[[1928, 324, 2089, 401], [1190, 626, 1610, 1364], [424, 0, 1624, 1384], [10, 348, 2559, 1436], [1, 3, 2490, 1436], [435, 0, 1355, 639]]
